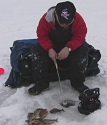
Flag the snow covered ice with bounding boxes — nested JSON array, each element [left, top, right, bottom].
[[0, 0, 107, 125]]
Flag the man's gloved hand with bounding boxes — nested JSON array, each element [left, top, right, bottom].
[[78, 88, 101, 115]]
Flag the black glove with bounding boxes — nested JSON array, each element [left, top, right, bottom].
[[78, 88, 101, 115]]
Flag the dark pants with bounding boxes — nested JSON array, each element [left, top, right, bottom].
[[31, 42, 89, 86]]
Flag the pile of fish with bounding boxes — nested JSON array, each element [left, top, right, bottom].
[[26, 108, 64, 125]]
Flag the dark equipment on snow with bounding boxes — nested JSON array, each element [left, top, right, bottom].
[[78, 88, 101, 115]]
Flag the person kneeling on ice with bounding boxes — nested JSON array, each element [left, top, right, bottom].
[[28, 1, 99, 96]]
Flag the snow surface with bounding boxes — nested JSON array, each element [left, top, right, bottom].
[[0, 0, 107, 125]]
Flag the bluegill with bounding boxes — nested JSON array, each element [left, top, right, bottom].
[[29, 118, 58, 125], [39, 109, 48, 119], [29, 119, 43, 125], [34, 108, 45, 116], [43, 118, 58, 124], [26, 108, 45, 123], [26, 113, 36, 124]]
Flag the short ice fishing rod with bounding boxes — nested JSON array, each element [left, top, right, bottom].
[[54, 60, 63, 94]]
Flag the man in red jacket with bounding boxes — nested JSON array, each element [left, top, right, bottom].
[[28, 1, 89, 95]]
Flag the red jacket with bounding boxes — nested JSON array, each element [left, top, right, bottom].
[[37, 7, 87, 51]]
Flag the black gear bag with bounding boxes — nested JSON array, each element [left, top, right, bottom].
[[78, 88, 101, 115]]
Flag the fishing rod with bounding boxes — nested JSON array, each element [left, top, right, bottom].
[[54, 60, 63, 94]]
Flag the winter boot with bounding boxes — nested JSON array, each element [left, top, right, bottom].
[[70, 81, 89, 94], [28, 82, 49, 95], [86, 67, 100, 77]]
